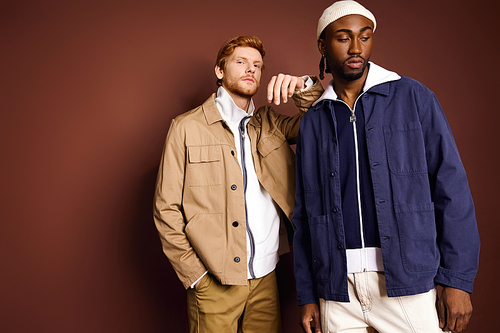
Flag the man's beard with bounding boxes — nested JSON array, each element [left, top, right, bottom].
[[224, 76, 259, 98], [328, 56, 369, 82]]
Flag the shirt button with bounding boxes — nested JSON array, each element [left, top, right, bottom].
[[332, 207, 339, 213], [330, 171, 337, 177], [231, 184, 237, 191], [231, 150, 235, 156], [234, 256, 240, 263], [232, 221, 239, 227], [338, 244, 344, 250]]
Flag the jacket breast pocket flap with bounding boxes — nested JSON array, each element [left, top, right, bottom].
[[187, 146, 221, 186], [188, 145, 221, 163], [257, 132, 286, 157]]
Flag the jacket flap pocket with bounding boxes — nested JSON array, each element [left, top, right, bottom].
[[257, 133, 285, 157], [188, 146, 221, 163]]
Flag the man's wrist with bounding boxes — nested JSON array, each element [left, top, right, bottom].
[[190, 271, 208, 289], [295, 75, 313, 93]]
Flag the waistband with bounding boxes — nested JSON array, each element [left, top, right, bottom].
[[346, 247, 384, 273]]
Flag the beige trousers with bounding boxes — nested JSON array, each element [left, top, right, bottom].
[[320, 272, 449, 333], [187, 270, 280, 333]]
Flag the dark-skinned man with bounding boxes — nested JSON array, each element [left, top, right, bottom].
[[292, 1, 480, 332]]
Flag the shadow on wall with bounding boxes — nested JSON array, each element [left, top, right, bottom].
[[131, 167, 189, 332], [277, 251, 300, 332], [128, 64, 218, 331]]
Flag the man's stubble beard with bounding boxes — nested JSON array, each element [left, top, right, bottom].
[[224, 76, 259, 98], [328, 56, 370, 82]]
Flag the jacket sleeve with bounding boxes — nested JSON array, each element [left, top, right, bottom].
[[153, 119, 207, 289], [269, 76, 324, 143], [292, 120, 319, 305], [292, 76, 325, 113], [419, 88, 480, 293]]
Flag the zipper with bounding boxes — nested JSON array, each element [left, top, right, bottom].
[[337, 93, 367, 271], [239, 117, 256, 279]]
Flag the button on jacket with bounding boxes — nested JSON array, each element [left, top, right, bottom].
[[154, 78, 323, 289], [293, 64, 480, 305]]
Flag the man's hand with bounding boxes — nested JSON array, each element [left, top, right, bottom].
[[437, 287, 473, 332], [194, 279, 201, 290], [300, 303, 322, 333], [267, 74, 306, 105]]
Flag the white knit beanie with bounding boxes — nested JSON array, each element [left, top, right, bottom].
[[317, 0, 377, 39]]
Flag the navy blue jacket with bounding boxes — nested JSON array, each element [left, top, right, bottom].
[[293, 65, 480, 305]]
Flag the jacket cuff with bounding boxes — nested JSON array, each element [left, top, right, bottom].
[[296, 290, 319, 306], [434, 267, 475, 293], [292, 76, 324, 112], [182, 265, 209, 289]]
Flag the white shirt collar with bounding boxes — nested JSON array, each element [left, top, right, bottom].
[[312, 62, 401, 106], [215, 86, 255, 125]]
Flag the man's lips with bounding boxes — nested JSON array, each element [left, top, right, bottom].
[[242, 76, 255, 83], [346, 57, 364, 69]]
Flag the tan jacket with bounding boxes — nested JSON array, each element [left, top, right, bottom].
[[154, 78, 323, 288]]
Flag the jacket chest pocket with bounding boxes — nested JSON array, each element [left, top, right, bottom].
[[187, 145, 222, 186], [383, 121, 427, 174], [257, 132, 293, 171]]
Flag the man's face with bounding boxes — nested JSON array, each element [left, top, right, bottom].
[[215, 46, 263, 98], [319, 14, 373, 82]]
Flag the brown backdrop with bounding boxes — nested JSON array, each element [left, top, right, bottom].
[[1, 0, 498, 332]]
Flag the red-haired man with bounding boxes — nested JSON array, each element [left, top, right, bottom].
[[154, 35, 323, 332]]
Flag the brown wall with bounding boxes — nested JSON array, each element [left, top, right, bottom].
[[1, 0, 498, 332]]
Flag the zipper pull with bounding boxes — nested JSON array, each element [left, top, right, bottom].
[[350, 111, 356, 123]]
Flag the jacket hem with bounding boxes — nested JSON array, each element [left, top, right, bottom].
[[386, 281, 436, 298]]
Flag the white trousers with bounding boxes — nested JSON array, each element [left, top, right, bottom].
[[319, 272, 449, 333]]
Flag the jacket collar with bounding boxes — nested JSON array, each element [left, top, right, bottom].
[[202, 87, 255, 126], [312, 62, 401, 106], [202, 93, 223, 125]]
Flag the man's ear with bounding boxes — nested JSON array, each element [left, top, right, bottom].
[[215, 66, 223, 80], [317, 39, 326, 55]]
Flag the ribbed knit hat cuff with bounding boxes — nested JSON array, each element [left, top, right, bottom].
[[317, 1, 376, 39]]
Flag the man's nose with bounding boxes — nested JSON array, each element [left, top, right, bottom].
[[349, 39, 362, 55]]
